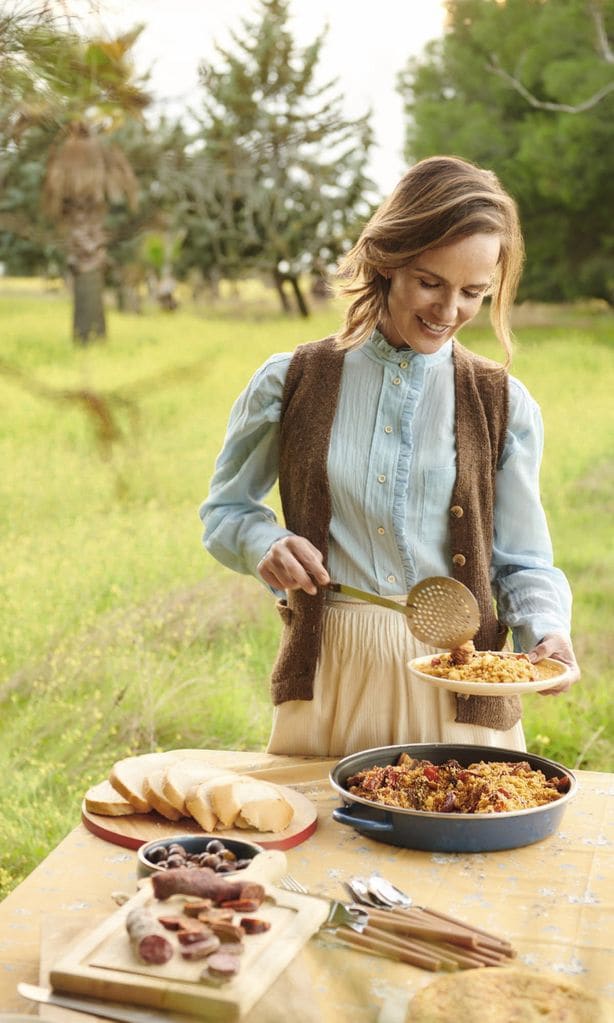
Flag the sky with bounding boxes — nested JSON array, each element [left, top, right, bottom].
[[61, 0, 446, 195]]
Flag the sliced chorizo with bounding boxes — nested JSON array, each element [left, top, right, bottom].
[[204, 952, 241, 979], [180, 934, 221, 960], [240, 917, 271, 934], [125, 907, 173, 964]]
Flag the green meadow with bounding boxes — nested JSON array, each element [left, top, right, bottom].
[[1, 284, 612, 898]]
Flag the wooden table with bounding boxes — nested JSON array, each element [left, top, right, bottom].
[[1, 751, 613, 1023]]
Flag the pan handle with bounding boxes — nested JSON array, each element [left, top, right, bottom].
[[332, 804, 394, 834]]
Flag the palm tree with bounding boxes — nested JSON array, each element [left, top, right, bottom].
[[43, 120, 138, 340], [1, 8, 150, 341]]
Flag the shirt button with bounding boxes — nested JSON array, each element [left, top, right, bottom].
[[387, 574, 396, 583], [384, 425, 393, 434], [392, 376, 401, 386], [452, 553, 466, 567], [377, 474, 386, 483], [450, 505, 464, 518], [377, 526, 385, 535], [399, 360, 408, 369]]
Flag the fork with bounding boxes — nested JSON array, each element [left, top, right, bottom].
[[278, 875, 368, 931], [279, 874, 309, 895]]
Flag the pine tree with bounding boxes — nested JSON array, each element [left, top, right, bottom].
[[398, 0, 614, 305], [184, 0, 375, 315]]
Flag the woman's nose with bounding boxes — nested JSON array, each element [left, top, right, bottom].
[[433, 291, 458, 322]]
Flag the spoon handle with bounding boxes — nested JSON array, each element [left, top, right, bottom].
[[327, 583, 411, 617]]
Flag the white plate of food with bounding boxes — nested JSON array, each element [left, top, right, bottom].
[[408, 649, 571, 696]]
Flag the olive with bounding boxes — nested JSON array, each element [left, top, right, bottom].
[[147, 845, 168, 864], [205, 839, 225, 854], [202, 852, 222, 869], [166, 854, 185, 869], [220, 849, 237, 862]]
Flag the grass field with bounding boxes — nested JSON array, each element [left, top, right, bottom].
[[1, 283, 612, 899]]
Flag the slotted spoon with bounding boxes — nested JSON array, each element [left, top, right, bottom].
[[327, 575, 479, 650]]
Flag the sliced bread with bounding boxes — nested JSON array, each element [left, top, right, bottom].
[[162, 761, 231, 816], [185, 774, 239, 832], [143, 768, 185, 820], [84, 779, 137, 817], [208, 777, 294, 832], [109, 751, 182, 813]]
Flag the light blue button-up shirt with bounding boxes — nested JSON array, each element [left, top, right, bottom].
[[200, 331, 572, 651]]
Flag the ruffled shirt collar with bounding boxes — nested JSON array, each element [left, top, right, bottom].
[[365, 327, 453, 367]]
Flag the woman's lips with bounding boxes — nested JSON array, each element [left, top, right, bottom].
[[417, 315, 450, 335]]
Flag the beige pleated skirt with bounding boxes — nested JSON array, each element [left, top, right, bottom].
[[266, 597, 526, 758]]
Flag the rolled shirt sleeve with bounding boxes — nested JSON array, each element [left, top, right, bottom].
[[492, 377, 572, 651], [199, 353, 294, 579]]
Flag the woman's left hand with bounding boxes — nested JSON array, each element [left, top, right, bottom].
[[527, 633, 580, 694]]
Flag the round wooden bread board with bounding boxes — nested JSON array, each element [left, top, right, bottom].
[[81, 783, 318, 851]]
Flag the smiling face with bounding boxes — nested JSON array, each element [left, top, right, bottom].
[[380, 233, 502, 353]]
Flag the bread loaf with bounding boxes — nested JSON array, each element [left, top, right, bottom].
[[100, 751, 296, 834], [208, 778, 294, 832]]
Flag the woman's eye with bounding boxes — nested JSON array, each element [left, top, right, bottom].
[[419, 279, 439, 289], [462, 289, 481, 299]]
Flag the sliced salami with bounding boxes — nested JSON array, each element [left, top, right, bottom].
[[180, 934, 221, 960], [125, 908, 173, 964], [205, 952, 241, 977]]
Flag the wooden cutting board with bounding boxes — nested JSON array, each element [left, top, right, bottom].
[[82, 783, 318, 851], [48, 853, 329, 1022]]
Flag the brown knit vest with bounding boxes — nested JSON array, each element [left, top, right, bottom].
[[270, 335, 521, 731]]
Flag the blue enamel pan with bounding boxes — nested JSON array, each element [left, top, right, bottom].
[[329, 743, 576, 853]]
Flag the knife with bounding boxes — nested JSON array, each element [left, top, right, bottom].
[[18, 983, 177, 1023]]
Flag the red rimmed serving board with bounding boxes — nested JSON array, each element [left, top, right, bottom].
[[82, 783, 319, 852]]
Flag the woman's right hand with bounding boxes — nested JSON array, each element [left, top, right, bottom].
[[257, 536, 330, 595]]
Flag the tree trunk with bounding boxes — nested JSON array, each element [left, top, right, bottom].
[[73, 268, 106, 343], [273, 269, 292, 313], [66, 208, 108, 343], [288, 274, 310, 318]]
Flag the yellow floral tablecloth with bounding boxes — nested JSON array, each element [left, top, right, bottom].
[[1, 751, 612, 1022]]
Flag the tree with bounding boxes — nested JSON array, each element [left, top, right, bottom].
[[43, 119, 139, 339], [398, 0, 614, 305], [0, 7, 151, 340], [181, 0, 375, 315]]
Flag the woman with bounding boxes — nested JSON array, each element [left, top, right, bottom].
[[200, 155, 579, 757]]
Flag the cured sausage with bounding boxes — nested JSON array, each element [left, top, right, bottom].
[[157, 915, 188, 931], [204, 952, 241, 979], [180, 934, 221, 960], [240, 917, 271, 934], [177, 926, 208, 945], [125, 907, 173, 964], [219, 898, 261, 912], [209, 920, 245, 942], [182, 899, 214, 917], [151, 867, 264, 907]]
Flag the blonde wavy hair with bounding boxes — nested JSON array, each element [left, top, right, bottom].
[[336, 156, 524, 365]]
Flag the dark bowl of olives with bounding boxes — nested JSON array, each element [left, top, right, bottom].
[[136, 834, 264, 879]]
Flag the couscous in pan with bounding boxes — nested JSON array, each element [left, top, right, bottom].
[[330, 744, 576, 853]]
